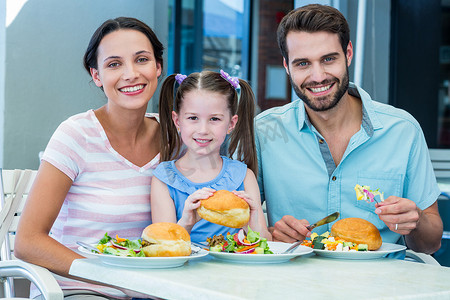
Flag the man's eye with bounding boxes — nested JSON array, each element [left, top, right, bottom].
[[295, 61, 308, 67], [323, 57, 335, 63], [137, 57, 149, 63]]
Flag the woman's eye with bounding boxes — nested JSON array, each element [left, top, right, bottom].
[[210, 117, 220, 121], [107, 62, 120, 68], [188, 116, 198, 120]]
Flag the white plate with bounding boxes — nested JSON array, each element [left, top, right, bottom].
[[313, 242, 406, 259], [208, 241, 313, 264], [78, 245, 208, 269]]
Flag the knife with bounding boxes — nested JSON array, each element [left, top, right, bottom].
[[283, 212, 340, 254], [306, 212, 340, 230]]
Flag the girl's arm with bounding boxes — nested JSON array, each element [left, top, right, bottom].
[[237, 169, 272, 240], [151, 177, 214, 232], [150, 176, 178, 223], [14, 161, 83, 277]]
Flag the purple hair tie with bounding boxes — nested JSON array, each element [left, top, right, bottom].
[[220, 70, 239, 89], [175, 74, 187, 85]]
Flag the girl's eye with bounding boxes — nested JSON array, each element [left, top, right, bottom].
[[210, 117, 220, 121], [188, 116, 198, 120]]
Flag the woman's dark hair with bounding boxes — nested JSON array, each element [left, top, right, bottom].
[[277, 4, 350, 62], [159, 71, 257, 175], [83, 17, 164, 75]]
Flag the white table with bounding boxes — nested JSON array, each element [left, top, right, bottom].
[[70, 254, 450, 299]]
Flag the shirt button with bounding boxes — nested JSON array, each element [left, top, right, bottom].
[[332, 176, 337, 181], [318, 138, 324, 144]]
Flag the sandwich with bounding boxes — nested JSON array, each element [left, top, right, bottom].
[[141, 222, 192, 257], [197, 190, 250, 228], [331, 218, 382, 250]]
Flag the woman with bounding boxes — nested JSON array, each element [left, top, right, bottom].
[[14, 17, 163, 299]]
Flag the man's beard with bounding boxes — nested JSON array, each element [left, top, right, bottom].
[[290, 67, 350, 112]]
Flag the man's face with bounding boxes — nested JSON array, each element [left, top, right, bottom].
[[283, 31, 353, 112]]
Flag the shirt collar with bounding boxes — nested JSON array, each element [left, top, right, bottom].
[[297, 82, 383, 135]]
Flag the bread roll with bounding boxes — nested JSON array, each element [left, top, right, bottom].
[[197, 190, 250, 228], [331, 218, 382, 250], [141, 222, 191, 257]]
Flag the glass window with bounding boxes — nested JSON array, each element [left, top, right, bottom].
[[168, 0, 250, 79], [438, 2, 450, 148]]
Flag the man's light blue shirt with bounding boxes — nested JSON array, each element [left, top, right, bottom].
[[255, 83, 440, 246]]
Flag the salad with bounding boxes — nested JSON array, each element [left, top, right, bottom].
[[207, 227, 273, 254], [301, 232, 369, 252], [354, 184, 384, 204], [95, 233, 145, 257]]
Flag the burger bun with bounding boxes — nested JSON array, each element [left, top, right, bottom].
[[331, 217, 382, 250], [141, 222, 191, 257], [197, 190, 250, 228]]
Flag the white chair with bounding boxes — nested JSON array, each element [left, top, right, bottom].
[[405, 249, 441, 265], [0, 169, 63, 299]]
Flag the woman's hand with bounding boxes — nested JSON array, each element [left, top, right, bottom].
[[178, 187, 215, 230]]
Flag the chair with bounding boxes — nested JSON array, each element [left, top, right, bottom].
[[405, 249, 441, 266], [0, 169, 63, 299]]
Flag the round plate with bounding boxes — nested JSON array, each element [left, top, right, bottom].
[[312, 242, 406, 259], [78, 245, 208, 269], [208, 241, 313, 264]]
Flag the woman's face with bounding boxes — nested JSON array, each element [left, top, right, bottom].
[[91, 29, 161, 111]]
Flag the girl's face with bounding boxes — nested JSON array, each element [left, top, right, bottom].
[[172, 89, 238, 157], [90, 29, 161, 111]]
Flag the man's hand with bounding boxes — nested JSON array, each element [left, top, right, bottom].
[[375, 196, 442, 254], [271, 215, 311, 243], [375, 196, 420, 235]]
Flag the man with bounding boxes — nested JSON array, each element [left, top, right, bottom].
[[255, 4, 442, 254]]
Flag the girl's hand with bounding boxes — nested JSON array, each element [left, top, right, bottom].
[[178, 188, 215, 230], [232, 190, 257, 212]]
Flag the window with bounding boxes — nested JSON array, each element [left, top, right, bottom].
[[168, 0, 251, 78]]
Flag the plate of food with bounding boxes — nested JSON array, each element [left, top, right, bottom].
[[206, 227, 313, 264], [302, 217, 406, 260], [78, 223, 208, 268]]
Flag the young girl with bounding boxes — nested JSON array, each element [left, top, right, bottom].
[[151, 70, 271, 243]]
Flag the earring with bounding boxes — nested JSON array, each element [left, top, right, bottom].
[[227, 129, 232, 134]]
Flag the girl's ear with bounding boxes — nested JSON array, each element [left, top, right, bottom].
[[90, 68, 103, 87], [172, 111, 180, 130], [228, 114, 238, 134]]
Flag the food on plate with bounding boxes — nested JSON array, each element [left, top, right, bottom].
[[197, 190, 250, 228], [141, 222, 192, 257], [354, 184, 384, 204], [331, 218, 382, 250], [206, 227, 273, 254], [301, 218, 382, 251], [301, 231, 370, 252], [95, 233, 144, 257]]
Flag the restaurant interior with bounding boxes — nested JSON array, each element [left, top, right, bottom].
[[0, 0, 450, 297]]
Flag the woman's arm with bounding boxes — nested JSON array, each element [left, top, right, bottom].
[[14, 161, 83, 277], [241, 169, 272, 240]]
